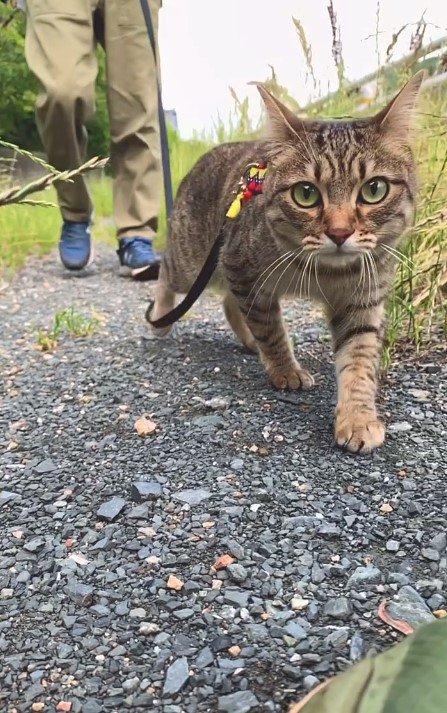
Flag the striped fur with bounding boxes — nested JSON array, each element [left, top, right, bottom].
[[151, 73, 423, 453]]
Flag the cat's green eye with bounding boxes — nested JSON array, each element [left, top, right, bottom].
[[292, 182, 321, 208], [359, 177, 389, 204]]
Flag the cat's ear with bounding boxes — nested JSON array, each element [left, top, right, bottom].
[[252, 82, 305, 143], [374, 70, 425, 141]]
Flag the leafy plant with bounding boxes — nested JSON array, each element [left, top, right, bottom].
[[36, 307, 99, 351], [289, 618, 447, 713]]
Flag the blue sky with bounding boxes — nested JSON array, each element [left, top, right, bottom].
[[158, 0, 446, 137]]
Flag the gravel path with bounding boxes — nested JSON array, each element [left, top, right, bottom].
[[1, 244, 446, 713]]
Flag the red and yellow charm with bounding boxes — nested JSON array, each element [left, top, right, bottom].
[[226, 162, 267, 219]]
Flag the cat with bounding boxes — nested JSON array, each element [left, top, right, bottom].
[[150, 72, 424, 454]]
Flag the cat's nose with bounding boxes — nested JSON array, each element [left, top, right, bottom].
[[326, 227, 355, 247]]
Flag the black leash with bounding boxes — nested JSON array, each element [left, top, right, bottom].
[[145, 224, 227, 328], [145, 162, 267, 329], [139, 0, 174, 219]]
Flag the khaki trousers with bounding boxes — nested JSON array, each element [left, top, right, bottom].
[[25, 0, 162, 239]]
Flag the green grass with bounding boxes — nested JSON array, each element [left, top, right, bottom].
[[36, 306, 99, 351]]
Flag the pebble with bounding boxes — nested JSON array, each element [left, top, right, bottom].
[[349, 631, 364, 661], [65, 581, 93, 607], [291, 597, 309, 611], [172, 488, 211, 506], [217, 690, 259, 712], [323, 597, 353, 620], [163, 657, 190, 695], [0, 490, 21, 507], [388, 586, 435, 628], [131, 481, 162, 501], [421, 548, 440, 562], [303, 675, 320, 691], [386, 540, 400, 552], [227, 563, 248, 583], [96, 496, 126, 522], [348, 566, 382, 589], [34, 458, 56, 473]]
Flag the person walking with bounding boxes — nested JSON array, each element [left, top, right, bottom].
[[20, 0, 163, 279]]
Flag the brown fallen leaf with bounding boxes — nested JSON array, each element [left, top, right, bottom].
[[213, 554, 235, 570], [167, 575, 184, 591], [378, 599, 414, 635], [288, 680, 331, 712], [434, 609, 447, 618], [134, 415, 157, 437]]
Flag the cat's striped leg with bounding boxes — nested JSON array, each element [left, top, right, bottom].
[[223, 293, 257, 352], [330, 304, 385, 453], [238, 295, 314, 390]]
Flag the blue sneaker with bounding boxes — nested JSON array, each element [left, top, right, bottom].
[[117, 236, 160, 281], [59, 221, 92, 270]]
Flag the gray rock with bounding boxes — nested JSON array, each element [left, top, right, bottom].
[[303, 675, 320, 691], [23, 537, 45, 553], [34, 458, 56, 473], [195, 646, 214, 669], [325, 627, 349, 647], [318, 523, 341, 538], [65, 581, 93, 607], [350, 631, 364, 661], [227, 563, 248, 583], [387, 585, 435, 628], [163, 657, 189, 696], [96, 496, 126, 522], [172, 488, 211, 506], [421, 548, 440, 562], [284, 620, 308, 641], [131, 481, 162, 502], [224, 589, 249, 608], [348, 566, 382, 589], [82, 701, 102, 713], [218, 690, 259, 712], [386, 539, 400, 552], [430, 533, 447, 553], [230, 458, 244, 471], [0, 490, 21, 507], [323, 597, 353, 620], [128, 504, 149, 519]]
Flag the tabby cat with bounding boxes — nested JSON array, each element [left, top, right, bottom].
[[150, 72, 424, 453]]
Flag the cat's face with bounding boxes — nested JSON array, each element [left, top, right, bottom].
[[259, 74, 422, 268]]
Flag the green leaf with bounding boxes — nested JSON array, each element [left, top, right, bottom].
[[292, 619, 447, 713]]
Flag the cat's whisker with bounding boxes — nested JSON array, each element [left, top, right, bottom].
[[246, 250, 294, 301], [246, 251, 296, 315], [314, 257, 334, 309], [298, 252, 314, 299], [267, 250, 303, 326], [380, 244, 414, 269]]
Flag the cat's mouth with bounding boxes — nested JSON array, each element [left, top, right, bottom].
[[315, 233, 377, 264]]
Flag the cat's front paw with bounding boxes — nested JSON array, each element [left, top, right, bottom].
[[335, 406, 385, 454], [267, 362, 315, 391]]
